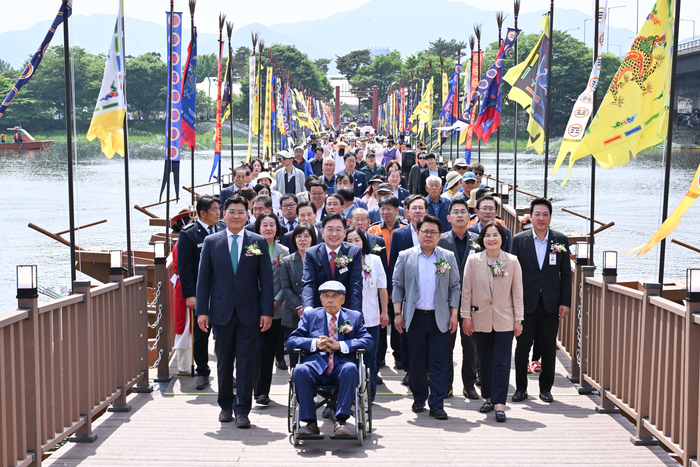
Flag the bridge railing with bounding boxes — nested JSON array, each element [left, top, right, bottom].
[[679, 38, 700, 54], [558, 261, 700, 466], [1, 265, 152, 467]]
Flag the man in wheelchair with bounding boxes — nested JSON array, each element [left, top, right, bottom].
[[285, 281, 373, 437]]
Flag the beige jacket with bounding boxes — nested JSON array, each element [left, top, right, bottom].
[[460, 250, 524, 333]]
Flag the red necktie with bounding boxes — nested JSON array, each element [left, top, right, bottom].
[[327, 315, 337, 374], [329, 251, 337, 277]]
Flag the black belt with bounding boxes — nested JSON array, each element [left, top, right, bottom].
[[415, 308, 435, 313]]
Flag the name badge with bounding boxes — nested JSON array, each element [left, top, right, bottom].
[[339, 267, 349, 275], [469, 249, 475, 255], [197, 243, 203, 248], [549, 253, 557, 266]]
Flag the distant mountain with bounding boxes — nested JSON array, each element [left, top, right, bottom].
[[0, 0, 637, 72]]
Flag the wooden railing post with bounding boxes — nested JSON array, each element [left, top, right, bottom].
[[18, 289, 42, 465], [682, 292, 700, 465], [108, 268, 131, 413], [566, 260, 582, 384], [153, 256, 173, 383], [631, 282, 662, 446], [132, 265, 154, 393], [577, 266, 596, 394], [595, 267, 619, 414], [69, 281, 97, 443]]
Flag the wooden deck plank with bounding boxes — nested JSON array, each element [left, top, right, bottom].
[[44, 336, 677, 466]]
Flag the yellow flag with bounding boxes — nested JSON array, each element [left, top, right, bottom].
[[263, 64, 272, 156], [628, 163, 700, 257], [560, 0, 672, 184], [252, 62, 260, 135]]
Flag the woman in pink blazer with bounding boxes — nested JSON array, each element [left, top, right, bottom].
[[461, 221, 524, 422]]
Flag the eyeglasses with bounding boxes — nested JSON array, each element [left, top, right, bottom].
[[281, 203, 297, 209], [419, 229, 440, 236], [473, 172, 484, 176], [450, 210, 469, 216], [310, 192, 325, 197], [324, 228, 345, 235], [225, 210, 247, 216]]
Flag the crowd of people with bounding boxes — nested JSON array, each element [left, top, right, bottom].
[[170, 126, 572, 435]]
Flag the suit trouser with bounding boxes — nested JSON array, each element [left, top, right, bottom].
[[255, 318, 282, 397], [213, 313, 259, 415], [379, 305, 402, 365], [407, 310, 448, 409], [475, 330, 514, 405], [364, 325, 380, 401], [514, 297, 560, 393], [448, 317, 479, 388], [193, 312, 212, 376], [293, 361, 358, 422]]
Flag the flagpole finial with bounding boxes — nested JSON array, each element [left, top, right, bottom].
[[218, 12, 226, 31], [514, 0, 521, 17], [474, 24, 482, 41], [251, 32, 258, 51], [496, 11, 508, 30], [226, 21, 233, 40], [439, 55, 445, 68], [258, 40, 265, 55], [469, 36, 475, 51], [188, 0, 196, 16]]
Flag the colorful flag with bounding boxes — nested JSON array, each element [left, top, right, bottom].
[[628, 163, 700, 257], [503, 14, 550, 154], [262, 62, 272, 157], [86, 0, 126, 159], [463, 51, 483, 162], [446, 29, 520, 134], [246, 54, 255, 161], [559, 0, 672, 184], [160, 11, 182, 200], [410, 76, 434, 138], [221, 46, 232, 120], [440, 63, 462, 138], [473, 45, 505, 144], [181, 28, 198, 150], [550, 1, 608, 177], [0, 1, 72, 118], [209, 34, 223, 181]]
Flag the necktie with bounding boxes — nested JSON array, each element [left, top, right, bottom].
[[230, 234, 239, 274], [329, 251, 337, 277], [288, 220, 294, 231], [327, 315, 337, 374], [208, 225, 214, 235]]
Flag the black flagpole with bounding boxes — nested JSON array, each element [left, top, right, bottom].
[[590, 0, 600, 262], [121, 5, 133, 276], [257, 41, 264, 159], [189, 0, 196, 209], [513, 0, 520, 209], [543, 0, 554, 199], [63, 3, 77, 283], [217, 14, 224, 184], [496, 12, 505, 194], [165, 0, 174, 253], [227, 21, 234, 176], [475, 24, 482, 163], [439, 57, 444, 157], [658, 0, 683, 287]]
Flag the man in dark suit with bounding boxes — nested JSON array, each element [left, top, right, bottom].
[[219, 165, 252, 206], [388, 194, 428, 380], [467, 195, 512, 252], [438, 199, 481, 399], [510, 198, 572, 404], [340, 152, 368, 198], [419, 153, 448, 197], [196, 195, 275, 428], [281, 202, 322, 253], [176, 196, 226, 390], [286, 281, 373, 436], [302, 213, 362, 313], [425, 175, 452, 232], [244, 194, 288, 233]]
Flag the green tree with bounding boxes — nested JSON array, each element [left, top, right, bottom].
[[230, 45, 250, 83], [126, 52, 167, 119], [351, 50, 403, 109], [0, 59, 11, 73], [423, 38, 467, 60], [197, 52, 218, 83], [336, 49, 372, 80], [314, 58, 331, 73], [196, 89, 215, 119], [402, 51, 457, 116]]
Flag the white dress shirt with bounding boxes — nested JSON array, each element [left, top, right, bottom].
[[361, 254, 387, 327], [198, 219, 214, 234], [534, 229, 550, 270], [410, 224, 419, 246], [226, 229, 244, 263], [309, 311, 350, 354], [416, 249, 437, 310]]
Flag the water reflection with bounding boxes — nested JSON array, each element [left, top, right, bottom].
[[1, 142, 699, 315]]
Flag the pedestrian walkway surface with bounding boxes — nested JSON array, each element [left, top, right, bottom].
[[45, 338, 678, 466]]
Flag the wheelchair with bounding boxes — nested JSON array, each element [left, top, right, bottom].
[[287, 349, 372, 446]]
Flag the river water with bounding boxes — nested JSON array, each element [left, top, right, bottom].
[[1, 140, 699, 315]]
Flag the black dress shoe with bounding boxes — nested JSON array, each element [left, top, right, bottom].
[[322, 406, 332, 419], [479, 402, 494, 413], [463, 385, 480, 400], [195, 375, 209, 390], [235, 414, 251, 428], [495, 410, 506, 422], [429, 408, 448, 420], [395, 361, 404, 370], [255, 395, 270, 405], [539, 391, 554, 403], [298, 422, 320, 435], [377, 376, 383, 385], [411, 401, 425, 413], [401, 374, 410, 386], [218, 409, 233, 422], [276, 359, 288, 370], [512, 390, 528, 402], [378, 360, 386, 368]]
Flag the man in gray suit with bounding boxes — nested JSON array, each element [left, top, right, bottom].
[[438, 198, 481, 400], [392, 214, 461, 420]]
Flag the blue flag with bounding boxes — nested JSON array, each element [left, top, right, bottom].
[[181, 28, 197, 150], [0, 1, 72, 118]]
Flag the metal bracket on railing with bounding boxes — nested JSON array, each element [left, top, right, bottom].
[[149, 349, 164, 369]]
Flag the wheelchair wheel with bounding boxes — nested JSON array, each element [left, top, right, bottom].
[[287, 379, 296, 434]]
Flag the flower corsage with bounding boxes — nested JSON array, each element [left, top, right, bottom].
[[362, 263, 372, 278], [469, 240, 482, 251], [333, 254, 353, 268], [434, 258, 451, 275], [272, 253, 285, 267], [336, 320, 354, 334], [488, 261, 508, 278], [372, 243, 385, 253], [551, 243, 567, 253], [245, 244, 262, 256]]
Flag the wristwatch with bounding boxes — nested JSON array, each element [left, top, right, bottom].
[[515, 320, 523, 324]]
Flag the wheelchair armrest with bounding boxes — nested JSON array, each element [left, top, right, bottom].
[[293, 349, 303, 355], [356, 348, 365, 355]]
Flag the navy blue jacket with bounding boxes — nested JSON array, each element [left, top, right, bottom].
[[302, 242, 363, 312], [341, 170, 368, 198], [176, 220, 226, 301], [366, 232, 389, 275], [426, 196, 452, 232], [387, 224, 417, 295], [196, 229, 275, 326]]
